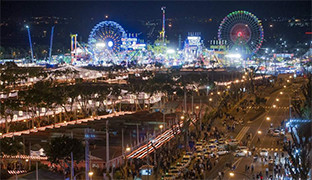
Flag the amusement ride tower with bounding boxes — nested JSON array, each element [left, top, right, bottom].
[[159, 6, 166, 43]]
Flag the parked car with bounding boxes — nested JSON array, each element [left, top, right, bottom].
[[162, 173, 175, 180], [195, 149, 203, 156], [217, 150, 229, 155], [207, 144, 218, 151], [208, 139, 218, 144], [184, 152, 194, 159], [169, 169, 181, 178], [181, 157, 191, 168], [204, 151, 216, 158], [260, 149, 269, 157], [217, 142, 227, 149], [195, 142, 204, 149], [228, 139, 239, 146], [175, 163, 184, 170]]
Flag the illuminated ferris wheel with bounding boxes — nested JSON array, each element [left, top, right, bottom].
[[88, 21, 127, 65], [218, 11, 264, 57]]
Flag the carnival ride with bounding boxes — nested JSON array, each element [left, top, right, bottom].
[[218, 11, 264, 58], [88, 21, 127, 66]]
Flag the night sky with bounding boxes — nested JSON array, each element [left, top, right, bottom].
[[2, 1, 311, 20], [1, 0, 311, 48]]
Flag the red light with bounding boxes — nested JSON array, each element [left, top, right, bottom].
[[237, 32, 243, 37]]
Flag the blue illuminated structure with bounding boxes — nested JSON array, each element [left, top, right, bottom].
[[25, 25, 34, 62], [285, 119, 312, 128], [88, 21, 127, 65]]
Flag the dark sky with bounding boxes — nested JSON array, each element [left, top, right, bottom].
[[2, 0, 311, 21]]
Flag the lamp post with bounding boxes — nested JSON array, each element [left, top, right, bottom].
[[206, 86, 210, 96], [88, 171, 94, 180]]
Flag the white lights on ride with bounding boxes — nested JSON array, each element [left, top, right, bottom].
[[166, 49, 175, 54], [96, 42, 106, 48], [225, 53, 242, 58]]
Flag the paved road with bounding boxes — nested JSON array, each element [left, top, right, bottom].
[[222, 82, 295, 180]]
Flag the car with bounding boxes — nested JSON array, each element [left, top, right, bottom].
[[175, 163, 184, 170], [217, 142, 227, 149], [217, 150, 229, 155], [260, 149, 269, 157], [228, 139, 239, 146], [184, 152, 194, 159], [204, 151, 216, 158], [162, 173, 175, 180], [272, 130, 280, 137], [168, 166, 177, 172], [195, 149, 203, 156], [208, 139, 218, 144], [237, 146, 251, 156], [207, 144, 218, 151], [218, 138, 226, 143], [183, 154, 192, 160], [195, 150, 204, 160], [169, 169, 181, 178], [181, 157, 191, 167], [234, 150, 247, 157], [195, 142, 204, 149]]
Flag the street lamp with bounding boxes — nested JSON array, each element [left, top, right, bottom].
[[272, 104, 276, 108], [276, 98, 279, 102], [283, 85, 287, 88], [280, 92, 283, 95], [195, 106, 199, 110], [206, 86, 210, 96], [266, 117, 271, 121], [180, 115, 185, 120], [159, 124, 164, 131], [88, 171, 94, 180], [257, 130, 262, 134], [209, 98, 212, 102], [126, 147, 131, 152], [229, 172, 235, 177]]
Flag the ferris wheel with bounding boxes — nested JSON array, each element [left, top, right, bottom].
[[218, 11, 264, 57], [88, 21, 127, 65]]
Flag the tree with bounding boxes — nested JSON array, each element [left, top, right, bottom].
[[0, 137, 23, 155], [45, 136, 84, 173]]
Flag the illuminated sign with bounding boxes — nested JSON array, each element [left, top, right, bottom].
[[210, 45, 227, 50], [187, 36, 201, 46], [273, 53, 294, 58]]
